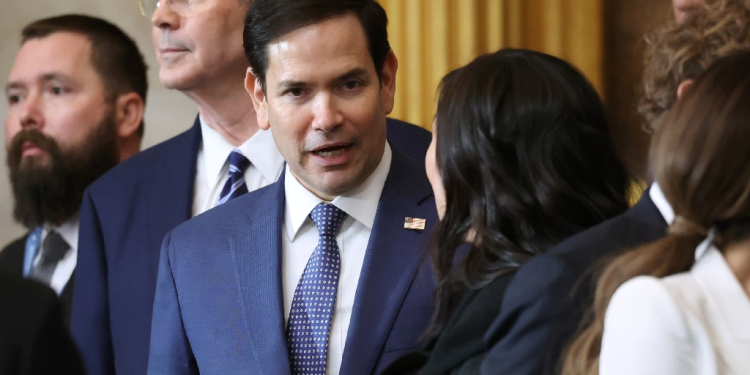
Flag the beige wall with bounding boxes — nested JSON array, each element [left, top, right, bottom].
[[0, 0, 197, 244]]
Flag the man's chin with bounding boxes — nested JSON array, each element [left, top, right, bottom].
[[18, 154, 52, 171], [159, 67, 200, 91]]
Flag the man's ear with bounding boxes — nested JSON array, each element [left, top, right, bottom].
[[246, 68, 270, 131], [677, 79, 695, 99], [114, 92, 145, 138], [380, 50, 398, 115]]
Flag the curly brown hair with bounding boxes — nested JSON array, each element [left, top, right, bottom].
[[639, 0, 750, 133]]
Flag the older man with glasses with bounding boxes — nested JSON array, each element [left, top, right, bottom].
[[69, 0, 430, 374]]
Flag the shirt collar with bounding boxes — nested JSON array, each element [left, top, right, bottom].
[[692, 245, 750, 341], [649, 182, 675, 225], [199, 115, 284, 186], [284, 143, 392, 241], [44, 212, 80, 251]]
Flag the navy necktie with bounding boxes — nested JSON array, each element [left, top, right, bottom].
[[29, 231, 70, 286], [218, 150, 251, 205], [287, 203, 346, 375]]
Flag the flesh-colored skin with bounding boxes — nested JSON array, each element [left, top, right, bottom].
[[247, 14, 397, 201], [152, 0, 257, 146], [673, 0, 704, 22], [5, 32, 111, 163], [723, 239, 750, 299], [425, 122, 446, 219]]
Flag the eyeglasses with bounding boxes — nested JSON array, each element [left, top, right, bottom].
[[138, 0, 194, 17]]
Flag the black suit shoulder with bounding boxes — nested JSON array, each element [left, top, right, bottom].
[[0, 271, 84, 375], [0, 234, 29, 276], [481, 193, 668, 375], [383, 271, 517, 375]]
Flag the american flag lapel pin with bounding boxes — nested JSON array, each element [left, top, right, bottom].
[[404, 217, 426, 230]]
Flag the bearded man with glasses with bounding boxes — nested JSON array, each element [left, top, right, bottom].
[[69, 0, 431, 374]]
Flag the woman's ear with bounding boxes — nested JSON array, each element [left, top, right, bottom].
[[677, 79, 695, 99]]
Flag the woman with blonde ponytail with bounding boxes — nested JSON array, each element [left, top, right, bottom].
[[563, 51, 750, 375]]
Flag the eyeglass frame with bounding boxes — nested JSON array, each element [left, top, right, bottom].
[[138, 0, 194, 17]]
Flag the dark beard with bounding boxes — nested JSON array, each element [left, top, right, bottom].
[[7, 113, 119, 228]]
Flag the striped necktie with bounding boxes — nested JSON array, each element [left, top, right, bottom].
[[287, 203, 346, 375], [217, 150, 251, 205]]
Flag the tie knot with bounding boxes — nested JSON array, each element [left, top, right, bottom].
[[42, 231, 70, 262], [228, 150, 251, 174], [310, 203, 346, 237]]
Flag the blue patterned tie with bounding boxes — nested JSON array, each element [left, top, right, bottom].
[[288, 203, 346, 375], [217, 150, 251, 205]]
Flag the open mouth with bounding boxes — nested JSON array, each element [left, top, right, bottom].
[[312, 143, 352, 157]]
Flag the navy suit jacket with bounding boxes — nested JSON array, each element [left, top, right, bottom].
[[148, 147, 437, 374], [480, 191, 668, 375], [71, 116, 431, 375]]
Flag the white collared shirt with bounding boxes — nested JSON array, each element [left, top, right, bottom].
[[650, 183, 712, 258], [600, 245, 750, 375], [34, 214, 79, 295], [649, 182, 675, 225], [282, 143, 392, 375], [192, 115, 285, 216]]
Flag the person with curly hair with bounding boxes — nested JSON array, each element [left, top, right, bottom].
[[482, 2, 750, 374], [564, 50, 750, 375]]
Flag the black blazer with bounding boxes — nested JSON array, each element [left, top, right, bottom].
[[0, 234, 75, 326], [383, 270, 517, 375], [481, 190, 668, 375], [0, 270, 84, 375]]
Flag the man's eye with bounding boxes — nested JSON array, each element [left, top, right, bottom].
[[7, 95, 21, 104], [344, 81, 359, 90], [288, 88, 304, 97], [50, 87, 64, 95]]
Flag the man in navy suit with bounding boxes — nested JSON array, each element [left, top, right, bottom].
[[71, 0, 431, 374], [147, 0, 437, 373]]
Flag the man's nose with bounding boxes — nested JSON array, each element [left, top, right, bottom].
[[152, 0, 180, 30], [312, 93, 343, 133], [19, 91, 44, 130]]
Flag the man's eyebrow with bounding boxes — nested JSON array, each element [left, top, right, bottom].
[[5, 73, 72, 95], [5, 82, 24, 95], [276, 79, 308, 92], [333, 68, 369, 84]]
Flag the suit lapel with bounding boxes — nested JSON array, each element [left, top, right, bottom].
[[230, 172, 292, 375], [340, 149, 435, 375], [147, 117, 202, 259]]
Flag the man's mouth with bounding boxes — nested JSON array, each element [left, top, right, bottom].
[[313, 143, 352, 158], [312, 143, 352, 157], [21, 141, 45, 157]]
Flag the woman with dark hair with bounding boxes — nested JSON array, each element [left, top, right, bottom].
[[563, 52, 750, 375], [382, 48, 631, 375]]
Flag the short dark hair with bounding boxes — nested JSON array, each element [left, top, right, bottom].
[[243, 0, 390, 92], [22, 14, 148, 138], [427, 49, 632, 338]]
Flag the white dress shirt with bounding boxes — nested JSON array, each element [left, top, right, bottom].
[[282, 143, 392, 375], [649, 182, 674, 224], [34, 214, 79, 295], [192, 115, 285, 216], [600, 246, 750, 375], [650, 183, 712, 258]]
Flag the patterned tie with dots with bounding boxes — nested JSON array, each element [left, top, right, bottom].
[[217, 150, 251, 205], [287, 203, 347, 375]]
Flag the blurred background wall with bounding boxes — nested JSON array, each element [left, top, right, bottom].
[[0, 0, 671, 245]]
